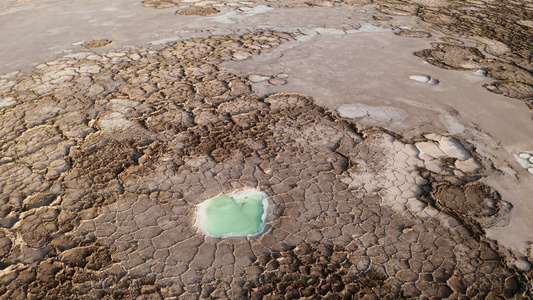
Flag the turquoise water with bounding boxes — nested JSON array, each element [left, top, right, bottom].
[[199, 191, 266, 236]]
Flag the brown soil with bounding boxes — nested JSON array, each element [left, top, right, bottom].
[[176, 7, 221, 16], [142, 0, 179, 9], [82, 39, 114, 49], [396, 30, 432, 38]]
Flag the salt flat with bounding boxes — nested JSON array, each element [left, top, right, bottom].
[[0, 0, 532, 298]]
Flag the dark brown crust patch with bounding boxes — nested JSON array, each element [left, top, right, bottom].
[[176, 7, 221, 16], [82, 39, 113, 49]]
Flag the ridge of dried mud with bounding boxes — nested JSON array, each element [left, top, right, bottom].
[[0, 29, 532, 299]]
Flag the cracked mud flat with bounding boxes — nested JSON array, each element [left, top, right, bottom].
[[1, 0, 533, 299]]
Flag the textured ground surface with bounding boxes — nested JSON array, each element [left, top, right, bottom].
[[0, 0, 532, 299]]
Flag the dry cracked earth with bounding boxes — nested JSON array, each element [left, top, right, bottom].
[[0, 0, 533, 299]]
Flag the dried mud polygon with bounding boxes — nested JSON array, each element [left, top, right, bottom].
[[0, 27, 532, 300]]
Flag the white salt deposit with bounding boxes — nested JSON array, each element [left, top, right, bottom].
[[409, 75, 439, 85], [409, 75, 430, 83], [233, 51, 252, 61], [438, 137, 469, 160], [249, 74, 271, 82], [515, 153, 533, 170], [513, 258, 532, 272], [474, 69, 488, 76], [519, 153, 531, 159], [337, 103, 407, 123], [65, 52, 93, 59], [427, 78, 440, 85], [415, 141, 446, 159]]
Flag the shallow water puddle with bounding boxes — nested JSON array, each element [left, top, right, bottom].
[[196, 190, 268, 236]]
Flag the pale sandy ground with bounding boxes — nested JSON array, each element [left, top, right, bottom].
[[1, 0, 532, 298]]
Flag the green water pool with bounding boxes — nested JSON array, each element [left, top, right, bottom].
[[197, 190, 267, 237]]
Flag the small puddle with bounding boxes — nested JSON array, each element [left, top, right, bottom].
[[196, 190, 268, 237]]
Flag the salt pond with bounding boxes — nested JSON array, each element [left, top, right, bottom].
[[196, 190, 268, 237]]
